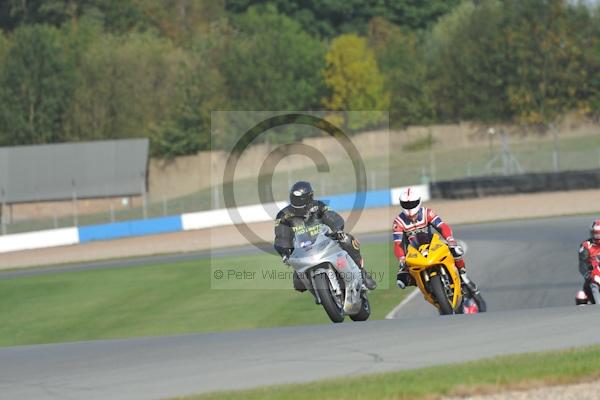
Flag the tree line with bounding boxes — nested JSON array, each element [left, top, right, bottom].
[[0, 0, 598, 157]]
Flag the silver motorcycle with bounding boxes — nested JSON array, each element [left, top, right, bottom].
[[287, 223, 371, 323]]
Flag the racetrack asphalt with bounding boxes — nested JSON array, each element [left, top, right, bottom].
[[1, 214, 599, 400]]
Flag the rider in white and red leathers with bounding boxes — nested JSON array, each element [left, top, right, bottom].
[[575, 220, 600, 305], [393, 187, 481, 298]]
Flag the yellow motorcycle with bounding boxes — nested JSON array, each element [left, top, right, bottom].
[[405, 234, 478, 315]]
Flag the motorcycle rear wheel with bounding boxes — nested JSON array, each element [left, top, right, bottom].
[[314, 273, 345, 323], [431, 274, 454, 315], [473, 293, 487, 312], [349, 295, 371, 322]]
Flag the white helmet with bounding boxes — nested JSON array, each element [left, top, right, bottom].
[[399, 187, 421, 218], [591, 219, 600, 243]]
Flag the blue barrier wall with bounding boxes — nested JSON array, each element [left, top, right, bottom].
[[321, 189, 391, 211], [1, 187, 411, 253], [77, 189, 392, 244], [78, 215, 183, 243]]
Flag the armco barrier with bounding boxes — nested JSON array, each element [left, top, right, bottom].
[[430, 169, 600, 199]]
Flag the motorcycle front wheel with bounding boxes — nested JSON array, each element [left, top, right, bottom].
[[314, 273, 345, 323], [430, 274, 454, 315]]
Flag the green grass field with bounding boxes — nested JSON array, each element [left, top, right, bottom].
[[0, 242, 403, 347], [178, 345, 600, 400]]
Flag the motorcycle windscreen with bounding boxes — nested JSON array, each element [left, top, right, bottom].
[[408, 232, 434, 250]]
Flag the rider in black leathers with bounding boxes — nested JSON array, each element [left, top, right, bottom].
[[274, 181, 377, 291]]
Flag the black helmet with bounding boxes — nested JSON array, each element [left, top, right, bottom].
[[289, 181, 313, 216]]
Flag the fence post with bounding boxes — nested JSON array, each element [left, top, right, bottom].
[[487, 127, 495, 160], [72, 179, 78, 227], [141, 172, 147, 219], [420, 169, 430, 186], [212, 185, 219, 209], [0, 188, 5, 235], [287, 169, 292, 191], [551, 123, 560, 172], [319, 175, 326, 195], [429, 146, 436, 183], [370, 171, 376, 191]]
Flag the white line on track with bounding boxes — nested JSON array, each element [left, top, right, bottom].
[[385, 288, 420, 319]]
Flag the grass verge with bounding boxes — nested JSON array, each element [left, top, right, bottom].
[[174, 345, 600, 400], [0, 242, 401, 347]]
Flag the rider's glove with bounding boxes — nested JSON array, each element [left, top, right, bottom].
[[328, 230, 347, 242], [451, 245, 465, 257], [396, 270, 411, 289], [396, 257, 409, 289], [398, 256, 407, 270], [447, 237, 465, 256]]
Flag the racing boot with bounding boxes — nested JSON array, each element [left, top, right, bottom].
[[459, 269, 486, 312], [339, 234, 376, 290], [361, 266, 377, 290], [575, 290, 589, 306], [459, 269, 478, 295], [396, 267, 415, 289], [292, 271, 307, 292], [453, 257, 477, 295]]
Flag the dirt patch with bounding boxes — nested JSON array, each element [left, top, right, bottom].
[[1, 189, 599, 270], [444, 379, 600, 400]]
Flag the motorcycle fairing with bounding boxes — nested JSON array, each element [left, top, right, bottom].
[[405, 233, 462, 311]]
